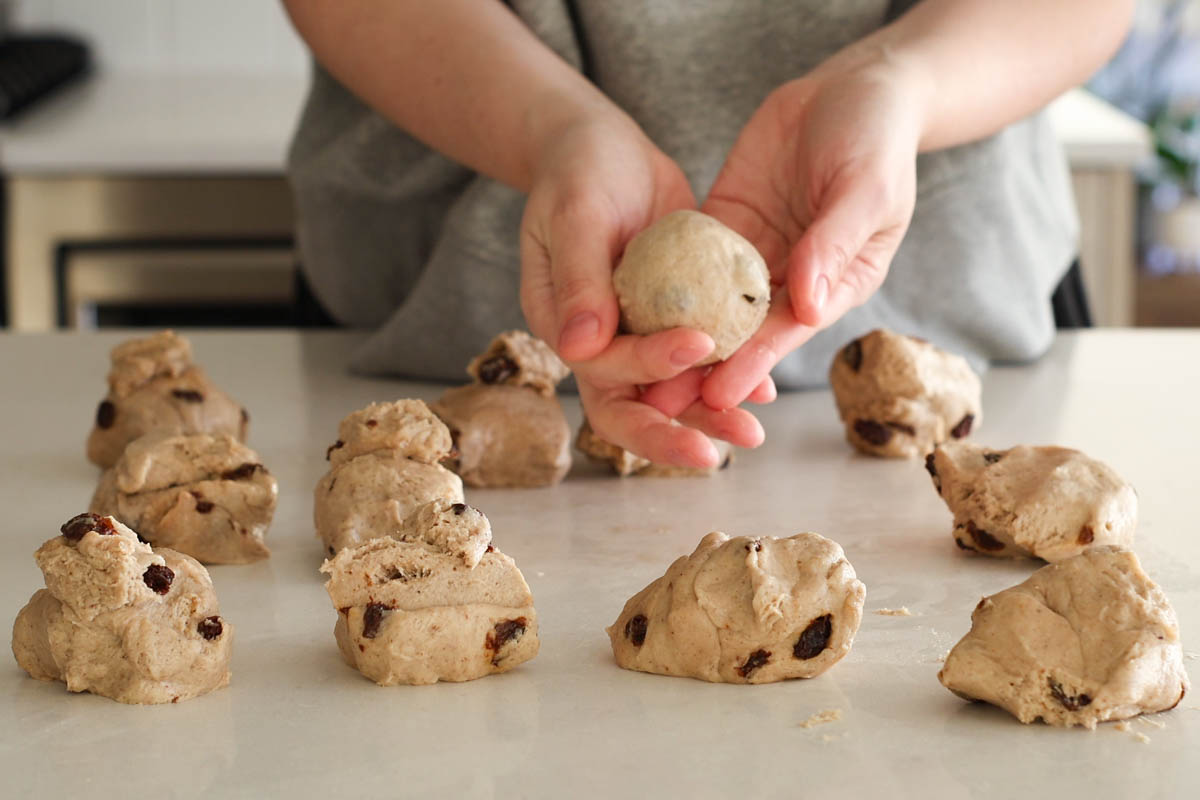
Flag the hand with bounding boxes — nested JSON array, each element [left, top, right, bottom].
[[643, 55, 922, 416], [519, 111, 765, 467]]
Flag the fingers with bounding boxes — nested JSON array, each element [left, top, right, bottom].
[[580, 383, 720, 469], [676, 401, 764, 449], [570, 328, 714, 388], [745, 375, 776, 404], [786, 174, 888, 327]]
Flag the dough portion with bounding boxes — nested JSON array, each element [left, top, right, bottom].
[[466, 329, 570, 398], [939, 547, 1189, 728], [613, 210, 769, 364], [86, 330, 248, 468], [11, 513, 233, 704], [89, 432, 276, 564], [607, 531, 864, 683], [576, 419, 732, 477], [926, 441, 1136, 561], [321, 501, 539, 685], [829, 329, 981, 458], [314, 399, 464, 556]]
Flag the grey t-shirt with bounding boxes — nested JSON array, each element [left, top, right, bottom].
[[287, 0, 1078, 388]]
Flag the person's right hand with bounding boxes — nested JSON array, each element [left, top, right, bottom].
[[519, 109, 768, 468]]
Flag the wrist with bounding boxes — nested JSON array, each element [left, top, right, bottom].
[[521, 88, 631, 190]]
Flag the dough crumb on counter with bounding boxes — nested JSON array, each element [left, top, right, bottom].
[[1138, 716, 1166, 729], [799, 708, 843, 729], [874, 607, 914, 616]]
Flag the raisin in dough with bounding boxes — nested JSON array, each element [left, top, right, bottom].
[[314, 399, 464, 557], [829, 329, 981, 458], [939, 547, 1189, 728], [575, 419, 733, 477], [433, 331, 571, 488], [926, 441, 1136, 561], [11, 513, 233, 704], [89, 432, 276, 564], [86, 330, 248, 468], [320, 499, 539, 685], [607, 531, 864, 683], [612, 210, 769, 364]]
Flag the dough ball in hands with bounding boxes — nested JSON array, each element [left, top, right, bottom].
[[607, 531, 864, 683], [89, 432, 276, 564], [320, 500, 539, 685], [86, 330, 248, 468], [11, 513, 233, 704], [433, 331, 572, 488], [314, 400, 463, 557], [938, 547, 1189, 728], [575, 419, 733, 477], [925, 442, 1136, 561], [829, 329, 981, 458], [612, 210, 770, 364]]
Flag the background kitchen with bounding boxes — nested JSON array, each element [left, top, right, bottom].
[[1, 0, 1198, 332]]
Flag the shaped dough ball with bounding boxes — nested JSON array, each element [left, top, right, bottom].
[[86, 330, 248, 468], [829, 328, 982, 458], [11, 513, 233, 704], [321, 501, 539, 685], [575, 419, 732, 477], [926, 442, 1136, 561], [939, 547, 1189, 728], [608, 531, 864, 683], [314, 399, 463, 557], [89, 432, 277, 564], [613, 211, 769, 364]]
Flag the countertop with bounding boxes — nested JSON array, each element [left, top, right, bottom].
[[0, 70, 1148, 174], [1, 329, 1196, 799]]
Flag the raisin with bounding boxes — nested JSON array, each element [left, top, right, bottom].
[[950, 414, 974, 439], [853, 419, 892, 446], [195, 500, 214, 514], [221, 462, 262, 481], [1078, 526, 1095, 545], [842, 339, 863, 372], [451, 503, 468, 515], [478, 355, 518, 384], [142, 564, 174, 594], [886, 421, 916, 436], [624, 614, 648, 647], [485, 545, 495, 553], [96, 400, 116, 429], [745, 539, 763, 552], [326, 440, 344, 461], [362, 602, 392, 639], [719, 455, 732, 470], [1048, 678, 1092, 711], [486, 617, 528, 663], [171, 389, 204, 403], [742, 293, 757, 303], [61, 512, 114, 541], [965, 521, 1004, 552], [240, 408, 250, 425], [924, 452, 940, 488], [736, 649, 771, 678], [954, 537, 973, 551], [793, 614, 833, 660], [983, 451, 1003, 465], [197, 616, 223, 640], [365, 419, 378, 428]]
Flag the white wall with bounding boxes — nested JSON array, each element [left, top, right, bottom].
[[11, 0, 307, 75]]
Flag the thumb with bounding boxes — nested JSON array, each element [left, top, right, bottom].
[[787, 175, 886, 327], [547, 197, 623, 362]]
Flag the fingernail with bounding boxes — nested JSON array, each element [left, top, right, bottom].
[[670, 342, 713, 368], [559, 312, 600, 352], [812, 274, 830, 313]]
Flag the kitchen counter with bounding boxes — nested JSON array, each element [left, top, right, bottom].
[[1, 329, 1197, 798]]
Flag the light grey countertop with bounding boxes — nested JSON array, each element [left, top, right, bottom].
[[1, 329, 1196, 798]]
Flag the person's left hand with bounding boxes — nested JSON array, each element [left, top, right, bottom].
[[641, 54, 922, 417]]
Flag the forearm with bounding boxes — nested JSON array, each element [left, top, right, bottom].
[[282, 0, 620, 191], [825, 0, 1134, 152]]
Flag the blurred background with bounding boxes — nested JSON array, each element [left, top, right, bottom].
[[0, 0, 1196, 332]]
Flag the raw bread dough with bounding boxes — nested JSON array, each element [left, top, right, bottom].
[[829, 328, 982, 458], [11, 513, 233, 704], [89, 432, 277, 564], [607, 531, 864, 683], [433, 331, 572, 488], [86, 330, 248, 468], [321, 499, 539, 685], [576, 419, 733, 477], [612, 210, 770, 364], [926, 441, 1136, 561], [314, 400, 463, 557], [939, 546, 1189, 728]]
